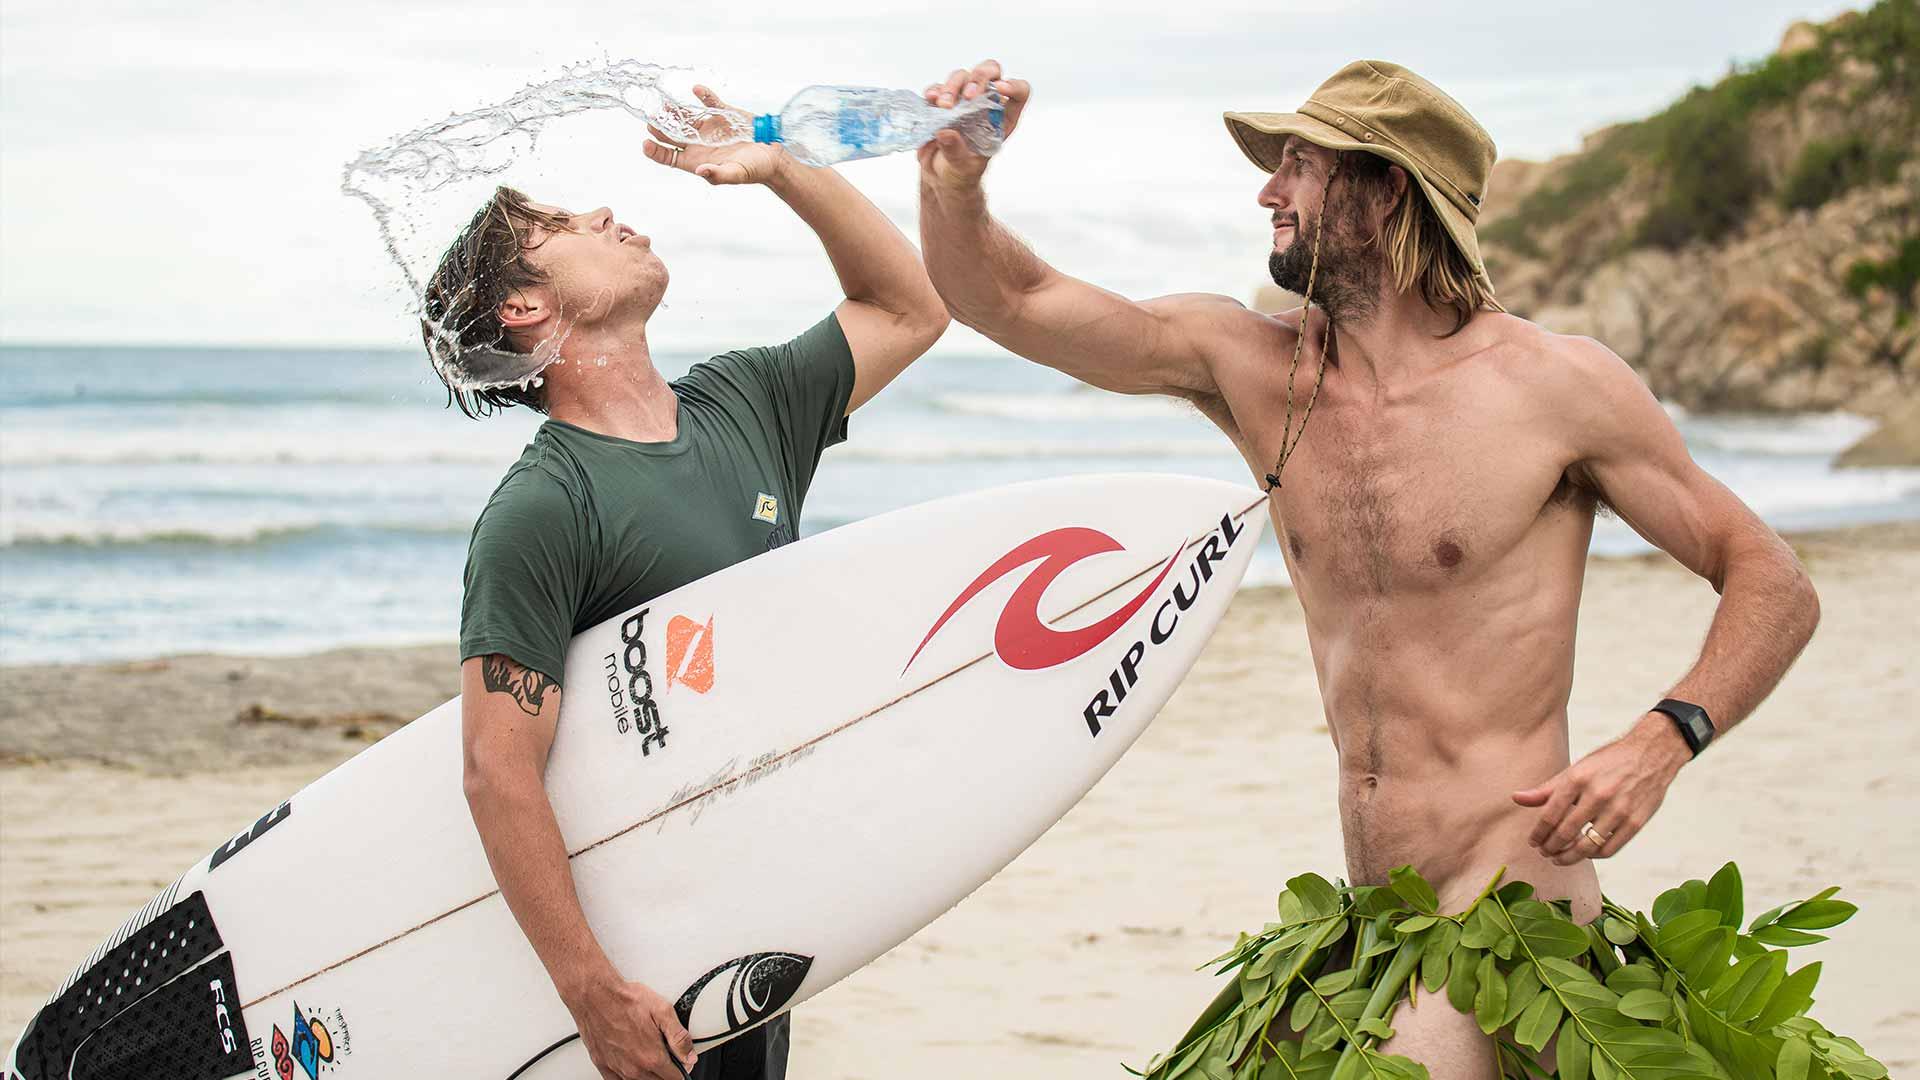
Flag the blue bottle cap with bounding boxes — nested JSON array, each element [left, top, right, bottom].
[[753, 114, 782, 144]]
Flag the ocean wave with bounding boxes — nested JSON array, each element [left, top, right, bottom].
[[1676, 411, 1878, 457], [2, 432, 1233, 468], [0, 388, 425, 409], [834, 437, 1232, 463], [0, 446, 524, 467], [928, 390, 1202, 422], [0, 520, 473, 550]]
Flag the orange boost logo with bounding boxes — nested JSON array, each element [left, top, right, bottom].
[[665, 615, 716, 694]]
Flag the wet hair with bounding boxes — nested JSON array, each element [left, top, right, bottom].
[[420, 186, 574, 418], [1338, 150, 1503, 335]]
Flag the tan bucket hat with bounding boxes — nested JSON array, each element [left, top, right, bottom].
[[1225, 60, 1498, 296]]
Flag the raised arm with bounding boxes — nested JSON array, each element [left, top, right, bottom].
[[1515, 337, 1821, 865], [461, 656, 695, 1080], [643, 86, 947, 413], [917, 60, 1243, 400]]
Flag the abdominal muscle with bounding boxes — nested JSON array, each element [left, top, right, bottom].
[[1310, 587, 1604, 922]]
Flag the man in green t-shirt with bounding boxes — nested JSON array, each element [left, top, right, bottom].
[[422, 87, 948, 1080]]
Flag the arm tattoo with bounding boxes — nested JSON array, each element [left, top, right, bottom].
[[481, 655, 557, 717]]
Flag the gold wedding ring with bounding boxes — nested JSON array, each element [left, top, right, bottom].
[[1581, 822, 1608, 848], [667, 145, 682, 165]]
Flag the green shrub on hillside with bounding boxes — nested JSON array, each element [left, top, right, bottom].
[[1635, 47, 1832, 250], [1847, 235, 1920, 322], [1832, 0, 1919, 109], [1483, 0, 1920, 257], [1782, 135, 1908, 210]]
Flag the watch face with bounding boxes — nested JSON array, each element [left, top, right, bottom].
[[1658, 701, 1712, 753]]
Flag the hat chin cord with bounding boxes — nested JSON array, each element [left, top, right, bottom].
[[1263, 154, 1340, 494]]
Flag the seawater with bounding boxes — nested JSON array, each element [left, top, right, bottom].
[[343, 59, 746, 393], [2, 343, 1917, 665]]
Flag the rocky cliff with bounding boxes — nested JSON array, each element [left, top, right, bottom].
[[1256, 1, 1917, 437], [1480, 2, 1917, 420]]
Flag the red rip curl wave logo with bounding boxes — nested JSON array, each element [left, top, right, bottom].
[[904, 526, 1182, 675]]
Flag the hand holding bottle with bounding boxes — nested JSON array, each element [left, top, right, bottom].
[[643, 85, 791, 186], [920, 59, 1030, 190]]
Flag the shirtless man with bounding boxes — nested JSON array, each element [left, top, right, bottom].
[[915, 59, 1820, 1074]]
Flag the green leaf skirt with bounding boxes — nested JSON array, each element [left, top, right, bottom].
[[1132, 863, 1886, 1080]]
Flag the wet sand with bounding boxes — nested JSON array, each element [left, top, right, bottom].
[[4, 523, 1915, 1074]]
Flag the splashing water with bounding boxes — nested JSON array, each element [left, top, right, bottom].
[[341, 59, 739, 392]]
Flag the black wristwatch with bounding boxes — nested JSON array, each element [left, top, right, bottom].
[[1651, 698, 1715, 757]]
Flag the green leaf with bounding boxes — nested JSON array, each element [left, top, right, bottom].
[[1777, 899, 1857, 930], [1395, 914, 1439, 935], [1420, 922, 1458, 994], [1536, 957, 1620, 1014], [1652, 879, 1706, 924], [1509, 904, 1593, 960], [1352, 886, 1406, 919], [1605, 962, 1662, 996], [1714, 949, 1788, 1023], [1617, 988, 1673, 1021], [1746, 901, 1788, 933], [1685, 928, 1739, 986], [1654, 908, 1721, 955], [1752, 961, 1821, 1029], [1496, 880, 1536, 905], [1556, 1016, 1591, 1080], [1278, 891, 1307, 926], [1459, 905, 1504, 950], [1354, 1017, 1394, 1040], [1601, 916, 1638, 946], [1325, 987, 1371, 1042], [1514, 990, 1562, 1051], [1288, 874, 1341, 920], [1286, 987, 1321, 1033], [1688, 993, 1781, 1078], [1776, 1037, 1812, 1080], [1752, 925, 1829, 947], [1260, 1043, 1341, 1080], [1446, 944, 1480, 1014], [1473, 952, 1507, 1034], [1705, 862, 1744, 928], [1313, 969, 1357, 996], [1360, 924, 1403, 960], [1503, 962, 1544, 1027], [1389, 865, 1439, 914], [1584, 924, 1622, 978], [1246, 944, 1287, 981], [1304, 1006, 1343, 1052]]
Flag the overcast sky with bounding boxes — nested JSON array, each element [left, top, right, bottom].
[[0, 0, 1856, 349]]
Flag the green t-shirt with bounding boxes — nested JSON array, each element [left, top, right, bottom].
[[459, 313, 855, 688]]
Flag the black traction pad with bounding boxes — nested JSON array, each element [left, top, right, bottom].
[[12, 891, 252, 1080], [72, 951, 254, 1080]]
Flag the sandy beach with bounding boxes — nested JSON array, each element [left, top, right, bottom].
[[3, 523, 1915, 1076]]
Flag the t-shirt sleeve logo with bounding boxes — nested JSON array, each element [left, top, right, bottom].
[[752, 492, 780, 525]]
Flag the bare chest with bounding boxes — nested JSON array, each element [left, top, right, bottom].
[[1242, 398, 1580, 596]]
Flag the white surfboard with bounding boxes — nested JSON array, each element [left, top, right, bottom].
[[6, 474, 1266, 1080]]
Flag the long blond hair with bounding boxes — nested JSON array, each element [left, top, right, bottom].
[[1348, 151, 1503, 335]]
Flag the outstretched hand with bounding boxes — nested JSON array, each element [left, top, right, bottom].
[[644, 84, 790, 187], [1513, 713, 1692, 865], [919, 59, 1030, 189]]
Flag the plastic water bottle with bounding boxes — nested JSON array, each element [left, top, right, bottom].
[[751, 86, 1003, 167]]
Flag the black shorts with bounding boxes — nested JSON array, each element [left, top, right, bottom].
[[689, 1014, 789, 1080]]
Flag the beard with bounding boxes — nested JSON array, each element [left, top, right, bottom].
[[1266, 201, 1380, 324]]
